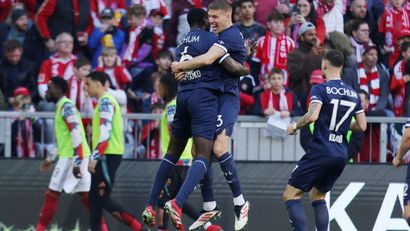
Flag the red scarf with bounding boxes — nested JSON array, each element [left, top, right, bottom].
[[260, 32, 293, 86], [391, 60, 406, 116], [15, 118, 35, 158], [358, 62, 380, 110], [316, 0, 335, 18], [123, 21, 146, 66], [383, 7, 410, 47]]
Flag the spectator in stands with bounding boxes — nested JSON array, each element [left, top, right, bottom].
[[349, 20, 371, 64], [344, 0, 379, 46], [252, 10, 295, 87], [288, 0, 326, 44], [146, 9, 165, 52], [391, 42, 410, 116], [9, 87, 35, 158], [325, 31, 357, 69], [141, 102, 164, 159], [88, 8, 125, 68], [91, 0, 126, 27], [236, 0, 265, 42], [0, 40, 37, 106], [0, 8, 31, 46], [389, 29, 410, 68], [131, 0, 169, 20], [123, 4, 162, 76], [379, 0, 410, 59], [316, 0, 344, 34], [37, 33, 77, 100], [287, 22, 322, 111], [259, 68, 302, 117], [96, 47, 131, 90], [232, 1, 243, 24], [128, 49, 171, 112], [165, 0, 212, 49], [35, 0, 93, 52], [239, 75, 255, 114], [142, 72, 164, 113], [149, 9, 165, 29], [0, 0, 36, 22], [68, 57, 94, 118], [255, 0, 291, 26]]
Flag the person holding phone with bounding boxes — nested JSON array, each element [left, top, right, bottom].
[[95, 47, 132, 90]]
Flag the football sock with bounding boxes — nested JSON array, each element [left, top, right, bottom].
[[79, 192, 108, 231], [147, 154, 179, 206], [36, 190, 60, 230], [175, 157, 209, 208], [218, 152, 242, 198], [200, 166, 215, 203], [285, 199, 308, 231], [312, 200, 329, 231], [183, 201, 201, 220]]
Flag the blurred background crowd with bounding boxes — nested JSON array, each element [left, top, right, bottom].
[[0, 0, 403, 162]]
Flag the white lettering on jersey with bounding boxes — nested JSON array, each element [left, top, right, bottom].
[[178, 35, 200, 45], [326, 87, 358, 98], [329, 133, 343, 143]]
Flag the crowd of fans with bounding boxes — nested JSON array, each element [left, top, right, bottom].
[[0, 0, 403, 162]]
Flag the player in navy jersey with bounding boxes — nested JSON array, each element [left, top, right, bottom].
[[392, 111, 410, 227], [283, 50, 367, 231], [142, 8, 248, 231], [171, 0, 250, 230]]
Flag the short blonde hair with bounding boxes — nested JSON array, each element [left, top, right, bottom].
[[101, 47, 117, 56]]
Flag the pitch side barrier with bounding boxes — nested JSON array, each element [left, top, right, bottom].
[[0, 160, 408, 230], [0, 112, 405, 162]]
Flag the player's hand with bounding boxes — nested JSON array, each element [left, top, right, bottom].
[[174, 71, 185, 81], [73, 166, 82, 178], [287, 122, 298, 135], [88, 159, 98, 174], [40, 160, 53, 173], [393, 156, 403, 168], [171, 61, 182, 73]]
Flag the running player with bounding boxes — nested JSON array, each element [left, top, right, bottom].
[[142, 7, 248, 231], [85, 71, 142, 231], [36, 77, 108, 231], [283, 50, 367, 231], [392, 113, 410, 227], [171, 0, 250, 229]]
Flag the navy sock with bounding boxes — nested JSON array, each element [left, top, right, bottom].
[[175, 157, 209, 208], [200, 165, 215, 203], [407, 217, 410, 226], [218, 152, 242, 197], [147, 154, 179, 206], [285, 199, 308, 231], [312, 200, 328, 231]]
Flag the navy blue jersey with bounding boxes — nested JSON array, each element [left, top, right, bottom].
[[175, 29, 223, 92], [308, 80, 364, 159], [215, 25, 246, 96]]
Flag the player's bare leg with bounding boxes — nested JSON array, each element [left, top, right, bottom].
[[309, 187, 328, 231], [283, 184, 307, 231]]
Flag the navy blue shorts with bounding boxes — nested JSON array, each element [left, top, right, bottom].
[[216, 92, 240, 137], [172, 88, 218, 140], [288, 154, 346, 193], [404, 165, 410, 205]]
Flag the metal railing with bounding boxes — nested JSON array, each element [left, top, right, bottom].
[[0, 112, 406, 162]]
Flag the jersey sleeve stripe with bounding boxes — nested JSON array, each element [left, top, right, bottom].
[[406, 120, 410, 127], [219, 53, 230, 64], [310, 99, 323, 105], [213, 43, 228, 53], [355, 109, 365, 114]]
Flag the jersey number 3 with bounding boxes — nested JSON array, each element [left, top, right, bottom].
[[329, 99, 356, 132]]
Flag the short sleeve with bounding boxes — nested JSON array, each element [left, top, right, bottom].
[[354, 95, 364, 115], [309, 85, 324, 105]]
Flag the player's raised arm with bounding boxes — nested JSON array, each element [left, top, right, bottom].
[[220, 55, 250, 76], [172, 44, 226, 72]]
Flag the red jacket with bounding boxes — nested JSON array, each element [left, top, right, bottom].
[[260, 90, 294, 113], [240, 92, 255, 115], [391, 59, 407, 116]]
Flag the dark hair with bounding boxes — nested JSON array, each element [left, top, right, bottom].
[[86, 71, 108, 85], [401, 42, 410, 53], [3, 39, 22, 53], [156, 49, 173, 60], [208, 0, 233, 12], [267, 68, 284, 79], [160, 73, 178, 103], [358, 89, 370, 100], [75, 57, 91, 69], [127, 4, 146, 17], [50, 77, 68, 94], [296, 0, 316, 26], [187, 8, 207, 27], [267, 10, 285, 22], [351, 19, 368, 32], [323, 50, 345, 68], [239, 0, 255, 7]]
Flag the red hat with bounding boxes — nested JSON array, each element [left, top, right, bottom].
[[310, 69, 325, 84], [399, 29, 410, 39], [13, 87, 30, 97], [149, 9, 164, 17]]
